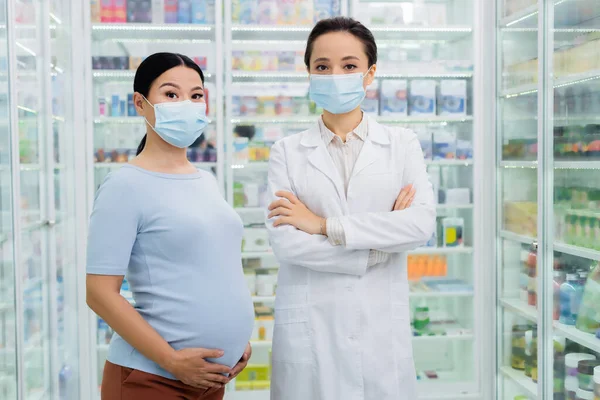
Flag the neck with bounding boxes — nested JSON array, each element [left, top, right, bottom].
[[321, 107, 363, 141], [136, 129, 190, 170]]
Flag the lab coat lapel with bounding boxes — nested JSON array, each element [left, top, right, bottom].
[[301, 125, 347, 205], [351, 116, 390, 178]]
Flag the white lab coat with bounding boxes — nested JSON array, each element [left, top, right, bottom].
[[265, 116, 436, 400]]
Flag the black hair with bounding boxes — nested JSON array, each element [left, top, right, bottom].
[[234, 125, 256, 141], [134, 52, 205, 155], [304, 17, 378, 68]]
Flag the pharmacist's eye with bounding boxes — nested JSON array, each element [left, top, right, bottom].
[[166, 92, 178, 99], [344, 64, 357, 71], [192, 93, 204, 100], [315, 65, 328, 72]]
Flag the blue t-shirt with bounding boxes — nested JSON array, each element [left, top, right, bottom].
[[86, 164, 254, 380]]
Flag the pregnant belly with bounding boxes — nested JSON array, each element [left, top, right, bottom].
[[142, 285, 255, 368]]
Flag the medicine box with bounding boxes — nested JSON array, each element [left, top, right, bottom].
[[380, 79, 408, 116], [438, 80, 467, 116], [409, 80, 436, 116]]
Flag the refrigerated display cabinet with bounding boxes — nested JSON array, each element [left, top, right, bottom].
[[1, 0, 84, 398], [496, 0, 600, 399]]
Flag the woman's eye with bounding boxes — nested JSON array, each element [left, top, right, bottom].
[[166, 92, 177, 99], [192, 93, 204, 100], [315, 65, 328, 71], [344, 64, 357, 70]]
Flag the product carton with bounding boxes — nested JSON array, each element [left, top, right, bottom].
[[409, 80, 437, 116], [380, 79, 408, 116]]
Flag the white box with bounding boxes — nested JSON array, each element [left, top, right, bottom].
[[409, 80, 437, 116], [439, 80, 467, 116], [243, 228, 270, 252], [380, 80, 408, 116]]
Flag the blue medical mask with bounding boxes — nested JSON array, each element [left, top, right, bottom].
[[309, 67, 372, 115], [143, 97, 209, 148]]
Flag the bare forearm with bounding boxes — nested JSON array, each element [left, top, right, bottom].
[[87, 292, 175, 372]]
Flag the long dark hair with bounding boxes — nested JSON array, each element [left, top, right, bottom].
[[304, 17, 378, 68], [134, 53, 205, 155]]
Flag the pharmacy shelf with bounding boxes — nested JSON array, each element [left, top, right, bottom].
[[231, 115, 474, 125], [91, 23, 214, 41], [376, 115, 474, 124], [231, 24, 312, 41], [553, 242, 600, 262], [500, 297, 600, 353], [500, 366, 537, 398], [409, 246, 474, 255], [242, 252, 275, 259], [426, 159, 473, 166], [501, 68, 600, 98], [93, 69, 213, 81], [436, 204, 474, 211], [554, 161, 600, 170], [409, 291, 474, 299], [499, 230, 535, 246], [500, 160, 537, 169], [248, 334, 474, 350], [499, 298, 537, 323], [231, 71, 307, 82], [554, 323, 600, 354], [499, 4, 538, 27], [93, 117, 143, 124], [369, 26, 473, 41], [252, 296, 276, 303]]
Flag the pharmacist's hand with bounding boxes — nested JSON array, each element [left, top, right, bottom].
[[229, 343, 252, 381], [166, 348, 231, 389], [268, 191, 323, 235], [393, 184, 416, 211]]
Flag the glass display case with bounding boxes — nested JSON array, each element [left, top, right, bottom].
[[2, 0, 82, 399], [84, 0, 225, 394], [496, 0, 600, 399]]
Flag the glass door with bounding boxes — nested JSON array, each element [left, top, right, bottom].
[[350, 0, 477, 396], [13, 1, 53, 397], [495, 0, 540, 398], [0, 0, 18, 398], [50, 0, 81, 398], [547, 1, 600, 400]]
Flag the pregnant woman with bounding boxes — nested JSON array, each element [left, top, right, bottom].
[[266, 18, 436, 400], [86, 52, 254, 400]]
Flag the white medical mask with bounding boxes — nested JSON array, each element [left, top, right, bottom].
[[309, 67, 372, 115], [143, 96, 209, 148]]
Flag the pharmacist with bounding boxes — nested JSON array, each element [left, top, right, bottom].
[[266, 17, 436, 400]]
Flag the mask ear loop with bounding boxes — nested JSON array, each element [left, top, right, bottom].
[[141, 95, 157, 132], [363, 65, 374, 79]]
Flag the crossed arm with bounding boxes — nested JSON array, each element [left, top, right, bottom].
[[265, 138, 435, 276]]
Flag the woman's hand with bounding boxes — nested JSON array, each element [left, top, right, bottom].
[[165, 348, 231, 389], [393, 184, 416, 211], [229, 343, 252, 380], [268, 191, 324, 235]]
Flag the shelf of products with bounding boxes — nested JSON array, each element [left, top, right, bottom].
[[500, 366, 538, 398]]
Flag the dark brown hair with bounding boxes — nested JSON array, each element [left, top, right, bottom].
[[304, 17, 378, 68]]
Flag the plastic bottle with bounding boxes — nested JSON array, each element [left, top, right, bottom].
[[576, 263, 600, 334], [59, 364, 72, 400], [593, 365, 599, 400], [555, 270, 566, 320], [560, 274, 583, 325]]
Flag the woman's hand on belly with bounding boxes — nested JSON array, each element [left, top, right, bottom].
[[165, 348, 232, 389], [229, 342, 252, 380]]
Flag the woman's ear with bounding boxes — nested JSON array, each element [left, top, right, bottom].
[[133, 92, 146, 115], [365, 64, 377, 86]]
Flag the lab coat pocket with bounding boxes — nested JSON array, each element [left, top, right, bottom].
[[272, 286, 312, 364], [391, 303, 414, 359]]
